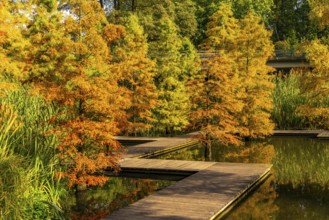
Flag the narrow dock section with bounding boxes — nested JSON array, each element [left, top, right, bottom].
[[273, 130, 329, 139], [317, 131, 329, 139], [118, 130, 329, 159], [106, 159, 271, 220], [120, 158, 217, 172], [117, 133, 199, 158], [273, 130, 323, 137]]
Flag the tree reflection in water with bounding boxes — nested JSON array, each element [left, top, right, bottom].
[[224, 175, 279, 220], [158, 139, 275, 164], [63, 177, 173, 220], [159, 137, 329, 220]]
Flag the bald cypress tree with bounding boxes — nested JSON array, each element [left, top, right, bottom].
[[193, 3, 274, 143], [0, 0, 28, 82], [190, 3, 243, 146], [236, 11, 275, 138], [149, 16, 190, 134], [297, 7, 329, 128], [109, 13, 158, 135], [22, 0, 128, 188], [308, 0, 329, 29], [136, 3, 200, 134]]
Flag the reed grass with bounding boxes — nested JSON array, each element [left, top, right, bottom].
[[271, 73, 307, 129], [0, 88, 67, 219]]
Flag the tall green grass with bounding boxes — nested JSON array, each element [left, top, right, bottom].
[[0, 88, 66, 219], [271, 72, 307, 129]]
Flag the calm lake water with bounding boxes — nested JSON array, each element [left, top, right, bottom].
[[158, 136, 329, 220], [63, 177, 173, 219]]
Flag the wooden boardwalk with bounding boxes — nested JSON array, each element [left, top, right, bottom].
[[104, 130, 329, 219], [273, 130, 329, 139], [273, 130, 323, 137], [106, 159, 271, 220], [317, 131, 329, 139], [117, 130, 329, 159], [120, 158, 217, 172], [116, 132, 199, 158]]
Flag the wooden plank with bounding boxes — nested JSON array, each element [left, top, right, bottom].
[[105, 162, 271, 220], [120, 135, 198, 158], [273, 130, 322, 137], [120, 158, 216, 172], [317, 131, 329, 139]]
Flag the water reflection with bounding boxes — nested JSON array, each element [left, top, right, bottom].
[[157, 140, 275, 164], [223, 175, 279, 220], [63, 177, 173, 219], [272, 137, 329, 188], [224, 174, 329, 220], [158, 137, 329, 220]]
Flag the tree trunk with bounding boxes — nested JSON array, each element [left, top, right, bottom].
[[114, 0, 118, 10], [204, 141, 212, 161], [99, 0, 104, 8], [132, 0, 135, 11]]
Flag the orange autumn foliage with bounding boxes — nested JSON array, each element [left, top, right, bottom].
[[22, 0, 128, 187], [189, 54, 243, 146]]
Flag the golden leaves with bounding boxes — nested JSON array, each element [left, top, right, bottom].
[[103, 24, 126, 43], [12, 0, 131, 188], [309, 0, 329, 29], [191, 4, 274, 144]]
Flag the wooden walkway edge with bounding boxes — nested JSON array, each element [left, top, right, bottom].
[[273, 129, 329, 139], [116, 133, 199, 158], [105, 159, 271, 220]]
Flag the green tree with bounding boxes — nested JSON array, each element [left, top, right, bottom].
[[135, 2, 200, 134], [173, 0, 198, 39], [192, 0, 274, 45], [109, 12, 158, 135], [271, 0, 318, 44], [231, 0, 274, 20], [107, 0, 198, 39], [108, 0, 201, 135], [192, 0, 225, 45], [180, 37, 201, 79], [149, 16, 190, 134]]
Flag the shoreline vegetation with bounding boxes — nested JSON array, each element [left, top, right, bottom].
[[1, 0, 329, 219]]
